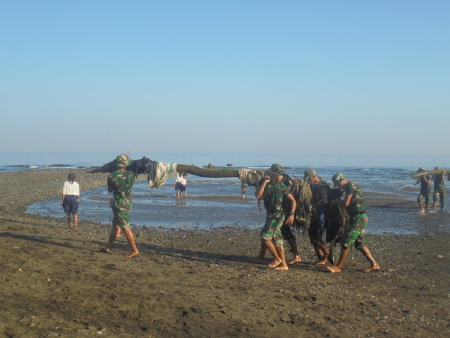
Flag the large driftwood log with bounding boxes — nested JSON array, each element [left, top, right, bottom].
[[89, 157, 240, 178]]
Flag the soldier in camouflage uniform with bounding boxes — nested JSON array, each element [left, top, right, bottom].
[[432, 167, 446, 212], [327, 172, 379, 273], [304, 168, 332, 265], [255, 164, 296, 271], [415, 167, 431, 213], [101, 154, 139, 258]]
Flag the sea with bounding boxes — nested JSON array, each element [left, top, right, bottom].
[[1, 152, 449, 235]]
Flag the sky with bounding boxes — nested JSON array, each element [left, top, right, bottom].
[[1, 1, 449, 155]]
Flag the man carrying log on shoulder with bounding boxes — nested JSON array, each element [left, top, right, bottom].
[[415, 167, 431, 214], [255, 164, 296, 271], [327, 172, 379, 273], [101, 154, 139, 258], [432, 167, 446, 212]]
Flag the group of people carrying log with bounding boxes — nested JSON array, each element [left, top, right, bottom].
[[415, 167, 447, 213], [95, 154, 379, 272], [252, 163, 379, 273]]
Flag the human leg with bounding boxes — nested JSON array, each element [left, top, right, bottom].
[[73, 213, 78, 230], [327, 247, 349, 273], [286, 239, 301, 264], [265, 240, 282, 268], [328, 215, 367, 273], [260, 212, 285, 268], [252, 240, 267, 262], [314, 240, 329, 265], [274, 244, 289, 271], [281, 223, 301, 264], [66, 212, 72, 229], [122, 227, 140, 258], [359, 245, 380, 272], [102, 223, 121, 252]]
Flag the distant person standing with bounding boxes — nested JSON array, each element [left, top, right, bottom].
[[432, 167, 446, 212], [180, 173, 188, 197], [101, 154, 139, 258], [61, 173, 80, 231], [174, 172, 183, 198], [415, 167, 431, 213]]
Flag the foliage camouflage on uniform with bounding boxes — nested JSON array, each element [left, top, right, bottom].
[[289, 179, 313, 231], [108, 170, 135, 227]]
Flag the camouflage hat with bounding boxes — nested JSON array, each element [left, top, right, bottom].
[[116, 154, 131, 168], [269, 163, 286, 175], [332, 172, 346, 186], [303, 168, 317, 181], [417, 167, 425, 172]]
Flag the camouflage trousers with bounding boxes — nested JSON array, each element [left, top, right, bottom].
[[260, 211, 285, 247], [433, 185, 446, 204], [112, 197, 132, 228], [417, 189, 431, 204], [342, 213, 368, 250]]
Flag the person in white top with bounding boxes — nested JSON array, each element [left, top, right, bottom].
[[60, 173, 80, 230], [180, 173, 188, 197], [174, 172, 183, 198]]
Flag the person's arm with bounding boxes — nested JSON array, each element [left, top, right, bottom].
[[284, 193, 296, 225], [256, 178, 270, 199], [60, 193, 66, 205]]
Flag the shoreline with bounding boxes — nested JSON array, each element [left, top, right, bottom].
[[0, 170, 449, 337]]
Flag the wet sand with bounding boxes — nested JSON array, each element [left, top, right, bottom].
[[0, 170, 449, 337]]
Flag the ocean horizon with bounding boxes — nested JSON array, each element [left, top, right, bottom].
[[1, 151, 450, 172]]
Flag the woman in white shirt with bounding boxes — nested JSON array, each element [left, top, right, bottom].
[[61, 173, 80, 230]]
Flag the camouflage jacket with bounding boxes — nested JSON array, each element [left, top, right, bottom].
[[342, 181, 366, 217], [107, 170, 135, 202], [263, 182, 292, 214]]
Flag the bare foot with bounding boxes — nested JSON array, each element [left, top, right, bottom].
[[327, 266, 342, 273], [287, 256, 302, 265], [365, 263, 380, 273], [100, 248, 111, 253], [74, 225, 78, 231], [268, 260, 282, 268], [313, 259, 327, 266], [274, 265, 289, 271], [125, 251, 140, 258]]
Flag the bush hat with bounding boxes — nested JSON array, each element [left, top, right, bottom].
[[116, 154, 132, 168], [303, 168, 317, 181], [269, 163, 286, 175], [332, 172, 347, 186]]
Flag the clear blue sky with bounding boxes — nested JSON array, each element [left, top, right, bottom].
[[1, 1, 449, 155]]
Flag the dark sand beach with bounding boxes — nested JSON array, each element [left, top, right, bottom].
[[0, 170, 449, 337]]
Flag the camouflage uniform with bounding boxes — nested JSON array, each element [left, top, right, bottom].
[[417, 175, 431, 205], [433, 173, 446, 206], [260, 178, 292, 248], [108, 167, 135, 228], [341, 181, 367, 249]]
